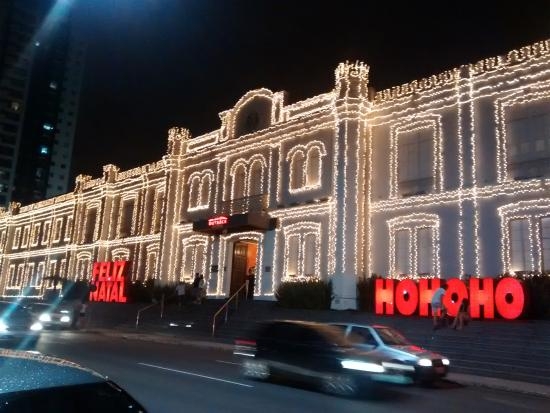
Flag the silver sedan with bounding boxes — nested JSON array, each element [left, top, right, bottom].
[[330, 323, 450, 383]]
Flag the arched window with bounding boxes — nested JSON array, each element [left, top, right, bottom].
[[290, 151, 305, 189], [189, 176, 201, 208], [249, 160, 264, 196], [232, 164, 247, 200], [306, 147, 321, 187], [200, 174, 211, 206]]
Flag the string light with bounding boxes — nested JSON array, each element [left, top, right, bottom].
[[1, 39, 550, 299]]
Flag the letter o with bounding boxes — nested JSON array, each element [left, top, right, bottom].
[[395, 279, 418, 316], [495, 277, 524, 320]]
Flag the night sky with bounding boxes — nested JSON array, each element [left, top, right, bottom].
[[70, 0, 550, 182]]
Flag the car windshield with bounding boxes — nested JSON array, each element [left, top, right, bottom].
[[0, 302, 30, 318], [0, 381, 145, 412], [374, 327, 410, 346]]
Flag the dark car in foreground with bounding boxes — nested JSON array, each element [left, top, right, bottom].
[[0, 301, 42, 349], [0, 348, 147, 412], [330, 323, 450, 382], [234, 320, 413, 397]]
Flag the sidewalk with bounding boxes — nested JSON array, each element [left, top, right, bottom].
[[80, 326, 550, 399]]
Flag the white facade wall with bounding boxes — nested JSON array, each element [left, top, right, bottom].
[[0, 39, 549, 302]]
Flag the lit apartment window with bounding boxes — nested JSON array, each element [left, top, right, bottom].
[[39, 145, 49, 155], [49, 81, 58, 90], [42, 123, 54, 131]]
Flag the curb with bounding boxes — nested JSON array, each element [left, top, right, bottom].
[[447, 373, 550, 399], [78, 329, 550, 399]]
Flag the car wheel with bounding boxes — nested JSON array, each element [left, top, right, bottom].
[[320, 374, 358, 397], [242, 359, 270, 380]]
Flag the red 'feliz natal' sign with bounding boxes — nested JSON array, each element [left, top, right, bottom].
[[375, 277, 525, 320], [89, 261, 128, 303]]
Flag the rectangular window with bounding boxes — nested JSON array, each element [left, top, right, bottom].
[[286, 235, 299, 277], [84, 208, 97, 243], [542, 217, 550, 272], [303, 233, 317, 277], [42, 222, 51, 245], [21, 226, 30, 248], [417, 227, 433, 275], [13, 227, 21, 250], [8, 265, 16, 286], [510, 219, 530, 272], [506, 102, 550, 180], [53, 218, 63, 242], [65, 217, 73, 241], [398, 130, 433, 196], [31, 223, 41, 246], [119, 200, 134, 238], [395, 230, 410, 276]]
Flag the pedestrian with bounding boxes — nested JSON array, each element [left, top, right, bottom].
[[197, 274, 206, 304], [246, 266, 255, 300], [175, 281, 186, 307], [451, 298, 470, 330], [431, 283, 448, 330], [192, 273, 200, 304]]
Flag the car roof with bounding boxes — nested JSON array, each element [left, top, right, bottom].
[[0, 349, 105, 394], [330, 322, 390, 329]]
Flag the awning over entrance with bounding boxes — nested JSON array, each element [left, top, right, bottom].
[[192, 212, 277, 235]]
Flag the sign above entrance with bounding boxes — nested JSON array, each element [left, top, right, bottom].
[[193, 212, 277, 235], [208, 215, 229, 227]]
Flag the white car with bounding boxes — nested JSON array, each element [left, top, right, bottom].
[[331, 323, 450, 383], [27, 301, 77, 329]]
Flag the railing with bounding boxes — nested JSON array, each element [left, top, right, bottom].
[[219, 194, 268, 215], [212, 281, 248, 337], [135, 294, 165, 328]]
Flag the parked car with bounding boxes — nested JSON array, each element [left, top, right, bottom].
[[234, 320, 413, 397], [330, 323, 450, 382], [27, 300, 78, 329], [0, 300, 42, 349], [0, 348, 147, 412]]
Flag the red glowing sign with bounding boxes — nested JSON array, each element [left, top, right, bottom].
[[89, 261, 128, 303], [208, 215, 229, 227], [375, 277, 524, 320]]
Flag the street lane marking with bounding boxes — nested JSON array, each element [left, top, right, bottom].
[[138, 362, 253, 388], [216, 360, 239, 365]]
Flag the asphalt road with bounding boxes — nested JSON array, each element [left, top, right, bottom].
[[30, 331, 549, 413]]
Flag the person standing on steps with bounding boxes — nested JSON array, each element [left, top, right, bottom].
[[192, 273, 201, 304], [197, 274, 206, 304], [431, 283, 448, 330]]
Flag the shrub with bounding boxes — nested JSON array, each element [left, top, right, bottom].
[[357, 275, 380, 312], [511, 273, 550, 319], [275, 279, 332, 310]]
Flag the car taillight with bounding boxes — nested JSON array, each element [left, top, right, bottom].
[[235, 339, 256, 346]]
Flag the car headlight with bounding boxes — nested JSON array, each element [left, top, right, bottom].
[[0, 320, 7, 332], [60, 316, 71, 323], [417, 358, 433, 367], [39, 313, 51, 322], [30, 322, 43, 331], [341, 359, 385, 373], [442, 358, 450, 366]]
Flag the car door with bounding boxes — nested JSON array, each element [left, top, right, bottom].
[[349, 326, 378, 351]]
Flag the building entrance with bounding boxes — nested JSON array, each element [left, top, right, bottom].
[[230, 240, 258, 295]]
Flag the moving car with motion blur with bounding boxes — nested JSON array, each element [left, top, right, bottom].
[[330, 323, 450, 383], [234, 320, 414, 397], [0, 348, 147, 412], [27, 301, 78, 329], [0, 301, 42, 349]]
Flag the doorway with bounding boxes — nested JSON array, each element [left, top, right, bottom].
[[230, 240, 258, 295]]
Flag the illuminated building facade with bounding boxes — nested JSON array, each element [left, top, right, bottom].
[[0, 39, 549, 308]]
